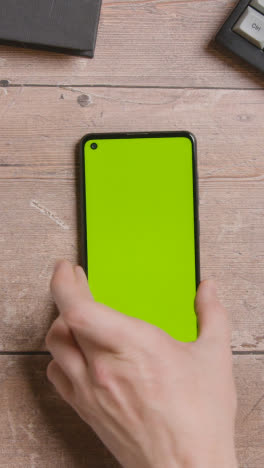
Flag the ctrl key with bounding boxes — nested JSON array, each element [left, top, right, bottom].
[[233, 6, 264, 49]]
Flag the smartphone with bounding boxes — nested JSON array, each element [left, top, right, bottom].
[[80, 132, 200, 342]]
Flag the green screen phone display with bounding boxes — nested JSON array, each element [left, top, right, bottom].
[[83, 133, 199, 342]]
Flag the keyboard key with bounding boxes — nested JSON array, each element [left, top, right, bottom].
[[233, 6, 264, 49], [251, 0, 264, 15], [216, 0, 264, 72]]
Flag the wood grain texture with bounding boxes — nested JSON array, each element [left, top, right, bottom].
[[234, 355, 264, 468], [0, 0, 263, 465], [0, 355, 262, 467], [0, 0, 263, 88], [0, 86, 263, 351], [0, 356, 119, 468], [0, 86, 263, 180]]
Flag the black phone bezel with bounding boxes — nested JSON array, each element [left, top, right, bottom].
[[79, 131, 200, 290]]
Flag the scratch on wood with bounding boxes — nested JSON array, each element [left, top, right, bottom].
[[216, 211, 242, 242], [0, 99, 16, 119], [30, 200, 69, 230], [59, 86, 177, 106], [2, 302, 16, 326], [0, 86, 23, 118], [88, 91, 178, 106], [232, 330, 256, 349], [30, 453, 40, 468], [7, 407, 16, 441], [38, 263, 52, 279], [200, 174, 264, 183], [242, 392, 264, 424], [17, 287, 29, 299], [59, 86, 84, 94], [20, 424, 38, 443]]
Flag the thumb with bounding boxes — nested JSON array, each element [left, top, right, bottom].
[[74, 265, 94, 299], [195, 280, 231, 344]]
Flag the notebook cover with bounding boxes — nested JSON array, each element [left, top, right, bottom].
[[0, 0, 102, 57]]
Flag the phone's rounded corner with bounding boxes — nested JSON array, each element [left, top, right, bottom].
[[80, 134, 100, 170], [183, 132, 198, 173], [183, 131, 197, 150], [80, 133, 97, 152]]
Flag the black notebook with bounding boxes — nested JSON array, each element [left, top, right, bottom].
[[0, 0, 102, 57]]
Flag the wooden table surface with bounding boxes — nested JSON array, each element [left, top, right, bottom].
[[0, 0, 263, 466]]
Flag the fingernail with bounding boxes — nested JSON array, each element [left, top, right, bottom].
[[74, 265, 88, 283]]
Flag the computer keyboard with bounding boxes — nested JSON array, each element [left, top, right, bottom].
[[216, 0, 264, 72]]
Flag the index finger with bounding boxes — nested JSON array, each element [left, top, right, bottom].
[[50, 260, 135, 352]]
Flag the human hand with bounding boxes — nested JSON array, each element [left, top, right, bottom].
[[46, 260, 237, 468]]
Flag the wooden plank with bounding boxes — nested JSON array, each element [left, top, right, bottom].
[[0, 355, 262, 467], [0, 0, 263, 88], [234, 355, 264, 468], [0, 180, 77, 351], [1, 178, 263, 351], [0, 86, 263, 351], [0, 356, 119, 467], [0, 86, 263, 180]]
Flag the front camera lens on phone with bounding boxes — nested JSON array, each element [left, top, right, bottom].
[[91, 143, 98, 150]]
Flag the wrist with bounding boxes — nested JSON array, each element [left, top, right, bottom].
[[145, 447, 237, 468], [182, 447, 238, 468]]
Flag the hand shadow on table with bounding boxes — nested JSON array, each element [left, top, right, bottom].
[[22, 355, 120, 468]]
